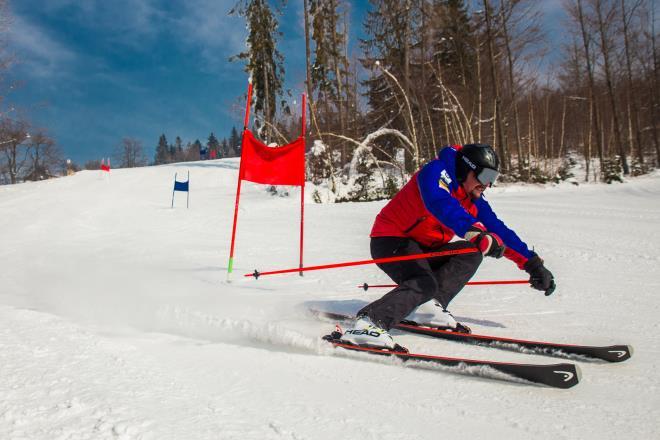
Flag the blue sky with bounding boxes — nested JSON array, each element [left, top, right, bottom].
[[5, 0, 326, 164], [5, 0, 565, 165]]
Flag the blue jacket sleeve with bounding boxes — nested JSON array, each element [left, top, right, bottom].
[[473, 197, 535, 267], [417, 160, 477, 237]]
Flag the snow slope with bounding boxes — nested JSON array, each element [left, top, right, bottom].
[[1, 160, 659, 439]]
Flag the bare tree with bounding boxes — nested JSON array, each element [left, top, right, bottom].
[[303, 0, 323, 143], [569, 0, 605, 178], [639, 0, 659, 165], [473, 12, 485, 142], [0, 0, 11, 102], [309, 0, 354, 162], [0, 118, 30, 184], [25, 129, 61, 180], [593, 0, 629, 174], [113, 137, 147, 168], [620, 0, 645, 169], [498, 0, 544, 178], [483, 0, 508, 171], [84, 159, 102, 170]]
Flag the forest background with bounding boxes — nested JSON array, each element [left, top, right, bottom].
[[1, 0, 658, 196]]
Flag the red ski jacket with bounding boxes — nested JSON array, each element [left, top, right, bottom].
[[370, 146, 534, 269]]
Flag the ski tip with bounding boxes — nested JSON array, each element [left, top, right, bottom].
[[604, 345, 633, 362], [551, 363, 581, 389], [617, 344, 634, 361], [575, 363, 583, 384]]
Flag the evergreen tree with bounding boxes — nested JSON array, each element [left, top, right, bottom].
[[360, 0, 424, 169], [207, 133, 220, 158], [154, 134, 169, 164], [230, 0, 286, 142], [221, 138, 230, 157], [431, 0, 475, 89], [359, 0, 478, 170], [229, 126, 241, 156], [311, 0, 342, 117], [309, 0, 355, 161], [426, 0, 478, 156], [192, 139, 203, 160], [173, 136, 184, 162], [169, 142, 176, 161]]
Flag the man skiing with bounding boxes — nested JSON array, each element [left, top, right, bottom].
[[342, 144, 555, 349]]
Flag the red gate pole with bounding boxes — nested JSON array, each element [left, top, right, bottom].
[[299, 93, 306, 277], [245, 247, 479, 278], [227, 80, 253, 279]]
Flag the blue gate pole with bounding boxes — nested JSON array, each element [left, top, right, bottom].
[[171, 172, 177, 208]]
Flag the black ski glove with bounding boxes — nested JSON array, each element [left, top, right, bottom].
[[524, 255, 556, 296]]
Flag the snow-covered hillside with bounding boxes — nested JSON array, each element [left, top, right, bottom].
[[1, 160, 658, 439]]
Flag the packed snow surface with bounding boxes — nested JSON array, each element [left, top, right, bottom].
[[1, 159, 659, 439]]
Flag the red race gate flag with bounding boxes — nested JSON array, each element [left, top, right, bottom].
[[227, 80, 307, 279], [239, 130, 305, 186]]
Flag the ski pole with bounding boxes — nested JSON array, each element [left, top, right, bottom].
[[358, 279, 529, 291], [245, 247, 479, 279]]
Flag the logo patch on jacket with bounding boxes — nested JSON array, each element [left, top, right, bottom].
[[440, 169, 452, 184], [438, 169, 452, 192]]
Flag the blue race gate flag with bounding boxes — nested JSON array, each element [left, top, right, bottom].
[[172, 171, 190, 208], [174, 180, 189, 191]]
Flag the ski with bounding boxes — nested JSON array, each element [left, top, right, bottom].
[[311, 309, 632, 363], [323, 332, 580, 389]]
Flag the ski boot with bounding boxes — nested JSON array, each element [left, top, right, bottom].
[[403, 299, 471, 333]]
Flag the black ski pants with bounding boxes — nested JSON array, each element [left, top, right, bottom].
[[358, 237, 483, 330]]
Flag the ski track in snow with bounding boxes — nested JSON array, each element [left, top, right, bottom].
[[1, 163, 659, 439]]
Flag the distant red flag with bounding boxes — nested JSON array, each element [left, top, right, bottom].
[[239, 130, 305, 186], [101, 163, 110, 172]]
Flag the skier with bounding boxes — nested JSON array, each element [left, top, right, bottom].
[[342, 144, 555, 349]]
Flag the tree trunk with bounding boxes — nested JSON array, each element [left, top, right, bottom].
[[403, 0, 412, 102], [527, 93, 534, 171], [500, 2, 523, 176], [475, 28, 483, 142], [7, 144, 17, 184], [544, 93, 550, 163], [263, 62, 271, 143], [329, 0, 347, 162], [484, 0, 507, 172], [559, 97, 567, 162], [620, 0, 644, 169], [586, 98, 593, 181], [650, 0, 660, 165], [576, 0, 604, 178], [595, 0, 629, 174], [303, 0, 316, 136]]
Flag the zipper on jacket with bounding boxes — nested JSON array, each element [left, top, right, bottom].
[[403, 216, 427, 234]]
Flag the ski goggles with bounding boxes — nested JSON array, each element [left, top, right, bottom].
[[476, 167, 499, 187]]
